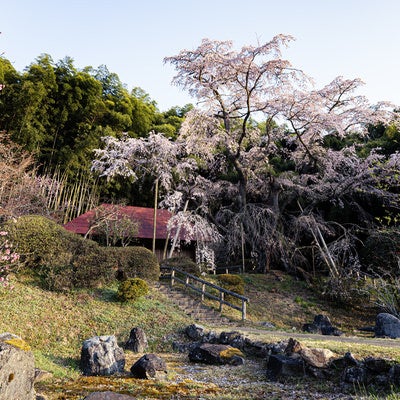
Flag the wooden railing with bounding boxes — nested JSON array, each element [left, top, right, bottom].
[[160, 266, 249, 321]]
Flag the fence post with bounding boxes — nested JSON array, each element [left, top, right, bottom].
[[171, 269, 175, 287], [219, 291, 224, 312], [242, 299, 247, 321], [201, 283, 205, 301], [185, 275, 189, 290]]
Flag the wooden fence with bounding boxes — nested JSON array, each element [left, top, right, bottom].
[[160, 266, 249, 321]]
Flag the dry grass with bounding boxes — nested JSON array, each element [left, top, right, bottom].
[[204, 272, 377, 333]]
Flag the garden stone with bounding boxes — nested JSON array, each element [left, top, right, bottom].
[[172, 341, 200, 353], [330, 352, 359, 371], [219, 331, 246, 349], [189, 343, 244, 365], [230, 355, 245, 366], [299, 347, 336, 368], [363, 356, 392, 373], [265, 340, 289, 356], [303, 314, 343, 336], [80, 335, 125, 376], [389, 364, 400, 386], [130, 353, 167, 379], [260, 321, 275, 329], [202, 330, 219, 343], [302, 323, 319, 334], [266, 354, 305, 379], [185, 324, 205, 340], [284, 338, 336, 369], [341, 366, 368, 385], [0, 338, 36, 400], [375, 313, 400, 338], [284, 338, 303, 355], [243, 338, 269, 358], [125, 327, 148, 353]]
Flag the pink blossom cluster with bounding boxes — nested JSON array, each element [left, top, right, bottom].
[[0, 231, 19, 291]]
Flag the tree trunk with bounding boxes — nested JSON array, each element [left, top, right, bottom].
[[152, 178, 159, 254]]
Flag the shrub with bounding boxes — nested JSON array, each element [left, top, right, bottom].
[[4, 215, 71, 269], [360, 229, 400, 277], [4, 215, 114, 291], [217, 273, 245, 303], [108, 246, 160, 282], [162, 256, 200, 276], [117, 278, 149, 302], [71, 239, 114, 288], [318, 274, 370, 306]]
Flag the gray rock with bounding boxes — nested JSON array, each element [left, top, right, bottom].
[[266, 354, 305, 379], [188, 343, 244, 365], [219, 331, 246, 350], [230, 355, 245, 366], [202, 330, 219, 343], [375, 313, 400, 338], [341, 366, 368, 384], [125, 327, 148, 353], [0, 340, 36, 400], [363, 356, 392, 373], [243, 338, 269, 358], [260, 321, 275, 329], [389, 364, 400, 386], [303, 314, 343, 336], [80, 335, 125, 376], [265, 340, 289, 355], [130, 353, 167, 379], [330, 352, 360, 370], [172, 341, 200, 353], [185, 324, 205, 340]]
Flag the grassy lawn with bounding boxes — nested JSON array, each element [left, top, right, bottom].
[[2, 272, 400, 399]]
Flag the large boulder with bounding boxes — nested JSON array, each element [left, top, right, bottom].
[[130, 354, 167, 379], [0, 335, 36, 400], [375, 313, 400, 338], [80, 336, 125, 376], [84, 392, 136, 399], [188, 343, 244, 365], [124, 327, 148, 353]]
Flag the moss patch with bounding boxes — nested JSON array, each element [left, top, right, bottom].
[[4, 338, 31, 351], [219, 347, 244, 360]]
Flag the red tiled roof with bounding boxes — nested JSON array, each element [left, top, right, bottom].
[[63, 204, 183, 240]]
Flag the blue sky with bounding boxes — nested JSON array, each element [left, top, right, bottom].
[[2, 0, 400, 111]]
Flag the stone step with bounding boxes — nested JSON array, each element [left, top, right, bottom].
[[155, 282, 232, 325]]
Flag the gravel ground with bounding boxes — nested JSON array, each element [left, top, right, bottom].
[[170, 353, 358, 400]]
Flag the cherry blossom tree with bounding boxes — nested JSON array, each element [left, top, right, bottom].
[[165, 35, 398, 276], [0, 230, 20, 291], [91, 132, 183, 252]]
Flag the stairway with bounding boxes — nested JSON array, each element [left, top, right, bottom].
[[155, 281, 232, 326]]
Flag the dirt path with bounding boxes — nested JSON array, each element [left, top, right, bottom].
[[215, 324, 400, 349]]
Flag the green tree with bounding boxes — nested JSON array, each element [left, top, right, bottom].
[[152, 104, 193, 139]]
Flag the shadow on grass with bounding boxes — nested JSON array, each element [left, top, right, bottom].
[[93, 287, 118, 303], [47, 354, 80, 371]]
